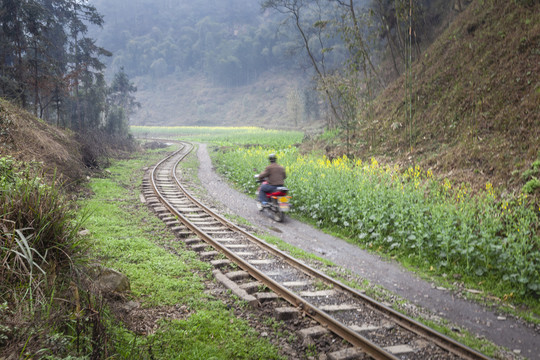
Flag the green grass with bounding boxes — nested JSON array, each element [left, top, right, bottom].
[[131, 125, 304, 148], [80, 146, 284, 360]]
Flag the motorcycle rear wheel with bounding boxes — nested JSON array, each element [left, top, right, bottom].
[[273, 210, 284, 222]]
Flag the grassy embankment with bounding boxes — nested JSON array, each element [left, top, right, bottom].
[[80, 145, 284, 359], [0, 145, 284, 359]]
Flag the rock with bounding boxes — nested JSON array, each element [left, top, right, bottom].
[[89, 265, 131, 293], [123, 300, 140, 312]]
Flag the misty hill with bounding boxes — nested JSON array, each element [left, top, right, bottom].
[[90, 0, 471, 128], [133, 71, 302, 127], [90, 0, 316, 127]]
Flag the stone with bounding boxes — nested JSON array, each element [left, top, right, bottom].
[[90, 265, 130, 293]]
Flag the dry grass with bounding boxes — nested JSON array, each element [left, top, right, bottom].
[[325, 0, 540, 194]]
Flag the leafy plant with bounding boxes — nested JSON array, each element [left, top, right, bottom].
[[211, 141, 540, 300], [522, 178, 540, 194]]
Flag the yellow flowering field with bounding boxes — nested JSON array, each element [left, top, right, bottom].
[[213, 143, 540, 300]]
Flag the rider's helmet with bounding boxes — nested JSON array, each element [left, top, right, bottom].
[[268, 153, 277, 163]]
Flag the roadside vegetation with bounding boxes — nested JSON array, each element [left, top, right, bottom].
[[0, 146, 284, 359], [0, 156, 88, 357], [138, 126, 540, 320], [214, 145, 540, 303], [80, 145, 283, 360]]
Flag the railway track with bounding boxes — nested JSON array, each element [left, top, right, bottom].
[[142, 142, 491, 360]]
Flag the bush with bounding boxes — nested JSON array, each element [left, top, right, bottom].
[[1, 157, 85, 287], [1, 156, 89, 355]]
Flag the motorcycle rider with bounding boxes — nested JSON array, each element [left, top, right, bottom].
[[258, 153, 286, 206]]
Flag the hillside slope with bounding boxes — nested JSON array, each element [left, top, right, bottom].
[[131, 70, 305, 128], [357, 0, 539, 191], [0, 99, 87, 184]]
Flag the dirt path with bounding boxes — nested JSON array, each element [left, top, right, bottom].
[[195, 143, 539, 359]]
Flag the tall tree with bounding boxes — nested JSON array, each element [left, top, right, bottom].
[[262, 0, 341, 127], [106, 67, 139, 137]]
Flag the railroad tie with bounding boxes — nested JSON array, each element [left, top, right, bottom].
[[239, 281, 262, 294], [299, 290, 336, 297], [210, 259, 231, 268], [327, 347, 363, 360], [255, 292, 279, 303], [319, 304, 358, 312], [383, 345, 414, 355], [184, 238, 201, 245], [225, 270, 251, 281], [190, 243, 208, 252], [274, 307, 300, 321], [200, 250, 219, 260], [213, 269, 259, 308], [248, 259, 275, 265], [298, 326, 330, 346], [282, 281, 310, 288]]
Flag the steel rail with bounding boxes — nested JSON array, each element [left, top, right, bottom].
[[150, 141, 491, 360]]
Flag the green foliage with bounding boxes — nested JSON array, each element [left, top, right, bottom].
[[0, 156, 97, 358], [131, 126, 304, 148], [80, 147, 283, 359], [0, 0, 110, 131], [522, 178, 540, 194], [211, 142, 540, 300], [521, 157, 540, 194], [1, 156, 85, 303]]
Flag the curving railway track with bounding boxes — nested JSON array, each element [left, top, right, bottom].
[[142, 141, 492, 360]]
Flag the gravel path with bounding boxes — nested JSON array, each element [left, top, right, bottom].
[[195, 143, 539, 359]]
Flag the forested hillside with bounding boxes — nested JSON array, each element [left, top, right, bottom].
[[90, 0, 464, 127], [91, 0, 313, 126], [0, 0, 138, 140]]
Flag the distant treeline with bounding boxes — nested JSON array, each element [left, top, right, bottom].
[[93, 0, 462, 89], [93, 0, 303, 87], [0, 0, 137, 138]]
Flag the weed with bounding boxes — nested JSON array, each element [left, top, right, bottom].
[[305, 343, 318, 358], [313, 280, 332, 291], [522, 178, 540, 194]]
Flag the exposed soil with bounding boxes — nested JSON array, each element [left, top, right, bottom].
[[192, 143, 540, 360]]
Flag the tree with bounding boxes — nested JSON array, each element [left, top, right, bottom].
[[106, 67, 139, 137], [0, 0, 34, 107], [287, 87, 304, 127], [262, 0, 341, 127], [65, 0, 110, 131], [0, 0, 112, 134]]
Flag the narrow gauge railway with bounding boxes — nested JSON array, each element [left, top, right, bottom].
[[142, 142, 491, 360]]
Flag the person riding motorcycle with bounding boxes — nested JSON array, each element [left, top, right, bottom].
[[258, 153, 286, 206]]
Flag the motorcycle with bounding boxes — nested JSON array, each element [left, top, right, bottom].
[[254, 174, 291, 222]]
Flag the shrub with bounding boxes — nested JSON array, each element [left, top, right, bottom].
[[1, 156, 86, 305]]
